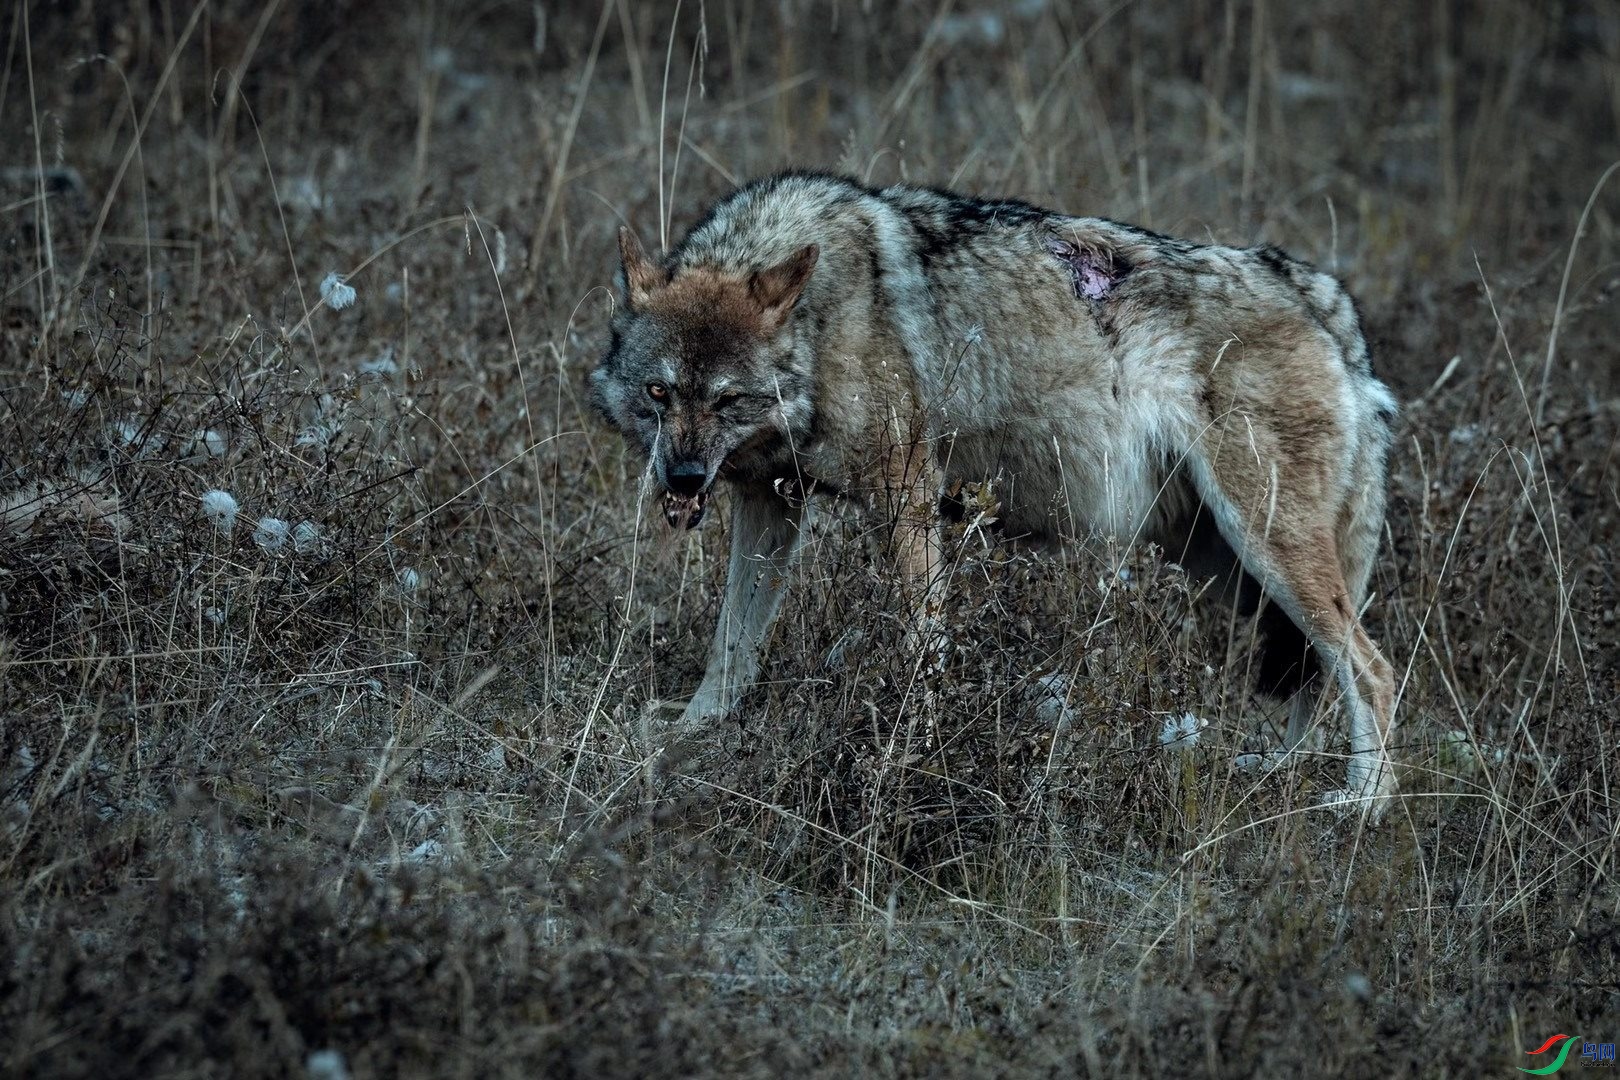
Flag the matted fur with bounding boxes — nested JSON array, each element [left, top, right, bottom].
[[591, 172, 1399, 817]]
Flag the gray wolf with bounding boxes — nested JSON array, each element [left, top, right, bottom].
[[591, 172, 1399, 817]]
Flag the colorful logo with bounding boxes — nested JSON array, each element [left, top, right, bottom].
[[1520, 1034, 1617, 1073], [1522, 1035, 1580, 1074]]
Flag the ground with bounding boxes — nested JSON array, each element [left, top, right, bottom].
[[2, 2, 1617, 1077]]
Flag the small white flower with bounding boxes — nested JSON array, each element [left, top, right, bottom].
[[190, 428, 227, 459], [396, 567, 422, 593], [405, 838, 445, 865], [110, 418, 163, 456], [292, 520, 322, 552], [253, 516, 290, 552], [200, 490, 239, 535], [358, 347, 398, 377], [295, 395, 342, 454], [1098, 565, 1135, 591], [320, 272, 357, 311], [939, 11, 1005, 46], [306, 1050, 350, 1080], [294, 420, 336, 452], [1159, 712, 1207, 750], [284, 176, 326, 212]]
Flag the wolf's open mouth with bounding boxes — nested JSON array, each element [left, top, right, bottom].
[[662, 489, 710, 529]]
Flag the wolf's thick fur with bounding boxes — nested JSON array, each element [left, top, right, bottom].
[[592, 172, 1399, 816]]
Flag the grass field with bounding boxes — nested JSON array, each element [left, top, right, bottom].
[[2, 1, 1617, 1076]]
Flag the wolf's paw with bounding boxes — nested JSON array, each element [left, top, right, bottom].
[[673, 681, 741, 735], [633, 694, 725, 751], [1234, 748, 1296, 774], [902, 616, 951, 676], [1318, 784, 1394, 823]]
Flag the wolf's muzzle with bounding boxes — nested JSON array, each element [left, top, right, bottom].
[[661, 459, 712, 529], [666, 460, 707, 495]]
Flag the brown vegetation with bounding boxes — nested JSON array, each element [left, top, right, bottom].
[[2, 1, 1616, 1076]]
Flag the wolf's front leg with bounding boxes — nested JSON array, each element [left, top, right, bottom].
[[680, 485, 807, 731], [886, 462, 948, 672]]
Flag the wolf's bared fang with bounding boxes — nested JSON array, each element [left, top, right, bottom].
[[591, 172, 1399, 818]]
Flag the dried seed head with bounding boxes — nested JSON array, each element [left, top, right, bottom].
[[320, 272, 357, 310], [1158, 712, 1207, 750], [253, 516, 290, 552], [292, 520, 322, 553], [200, 489, 239, 535]]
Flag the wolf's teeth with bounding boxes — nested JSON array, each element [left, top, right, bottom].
[[663, 491, 707, 529]]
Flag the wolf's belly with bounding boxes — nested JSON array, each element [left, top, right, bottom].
[[940, 424, 1185, 544]]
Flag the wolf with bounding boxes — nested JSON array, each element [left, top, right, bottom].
[[591, 172, 1399, 817]]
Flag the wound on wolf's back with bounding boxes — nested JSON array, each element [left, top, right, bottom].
[[1047, 237, 1126, 301]]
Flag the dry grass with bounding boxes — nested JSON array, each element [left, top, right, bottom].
[[2, 1, 1617, 1076]]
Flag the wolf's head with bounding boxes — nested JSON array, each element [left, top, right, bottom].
[[591, 227, 819, 529]]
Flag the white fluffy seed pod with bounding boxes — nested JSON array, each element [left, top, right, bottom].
[[200, 490, 239, 536], [320, 272, 357, 310], [1158, 712, 1207, 750], [292, 520, 322, 553], [253, 516, 290, 551]]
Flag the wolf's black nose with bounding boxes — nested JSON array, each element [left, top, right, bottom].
[[667, 460, 708, 495]]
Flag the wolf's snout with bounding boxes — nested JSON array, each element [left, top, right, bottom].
[[666, 460, 709, 496]]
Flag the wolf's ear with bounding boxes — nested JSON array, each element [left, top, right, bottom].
[[750, 244, 819, 332], [618, 226, 666, 309]]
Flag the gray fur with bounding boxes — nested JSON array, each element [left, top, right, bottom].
[[592, 172, 1400, 819]]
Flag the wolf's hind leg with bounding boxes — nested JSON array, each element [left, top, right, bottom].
[[1174, 512, 1323, 764], [1216, 514, 1393, 813], [1255, 602, 1325, 751], [681, 486, 807, 731], [1187, 416, 1396, 819]]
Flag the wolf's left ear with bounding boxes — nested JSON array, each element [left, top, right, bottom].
[[618, 226, 667, 309], [751, 244, 819, 331]]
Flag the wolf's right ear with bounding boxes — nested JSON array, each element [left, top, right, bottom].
[[750, 244, 819, 332], [618, 226, 667, 310]]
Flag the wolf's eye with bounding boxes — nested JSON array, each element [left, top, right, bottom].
[[713, 393, 742, 410], [647, 383, 668, 402]]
